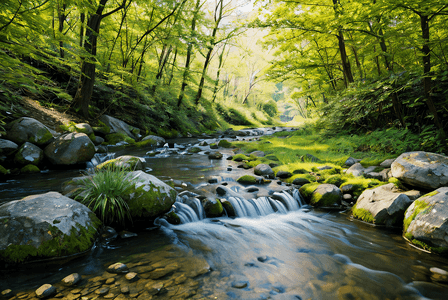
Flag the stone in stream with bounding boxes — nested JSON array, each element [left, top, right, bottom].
[[203, 198, 224, 218], [95, 155, 145, 171], [125, 272, 139, 282], [5, 117, 54, 147], [14, 142, 43, 166], [1, 289, 13, 299], [100, 115, 138, 140], [0, 192, 101, 265], [35, 284, 56, 299], [0, 138, 18, 156], [44, 132, 95, 165], [142, 135, 165, 147], [276, 170, 292, 179], [254, 164, 274, 177], [208, 151, 223, 159], [310, 184, 342, 207], [107, 262, 129, 274], [61, 273, 82, 287]]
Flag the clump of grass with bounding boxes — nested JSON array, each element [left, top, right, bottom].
[[75, 167, 137, 227]]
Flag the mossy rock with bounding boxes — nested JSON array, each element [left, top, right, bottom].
[[105, 133, 135, 145], [299, 182, 320, 202], [204, 199, 224, 218], [20, 164, 40, 174], [165, 211, 181, 225], [237, 175, 258, 184], [388, 177, 405, 189], [188, 147, 202, 153], [233, 154, 251, 162], [292, 168, 309, 174], [352, 204, 375, 223], [324, 174, 347, 187], [95, 155, 144, 171], [309, 184, 342, 207], [339, 178, 382, 197], [210, 143, 219, 149], [265, 155, 280, 162], [92, 120, 111, 135], [134, 139, 157, 147], [218, 140, 232, 148]]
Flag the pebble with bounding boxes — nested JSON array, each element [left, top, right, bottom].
[[121, 286, 130, 294], [125, 272, 139, 282], [95, 287, 109, 296], [35, 284, 56, 299], [1, 289, 13, 298], [430, 267, 448, 282], [61, 273, 82, 287], [105, 278, 116, 285], [107, 262, 129, 274], [231, 281, 249, 289]]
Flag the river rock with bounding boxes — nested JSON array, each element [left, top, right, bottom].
[[276, 170, 292, 179], [403, 187, 448, 252], [142, 135, 165, 147], [96, 155, 144, 171], [310, 184, 342, 207], [0, 139, 18, 156], [44, 132, 95, 165], [122, 171, 177, 222], [0, 192, 101, 265], [352, 183, 412, 227], [14, 142, 43, 165], [5, 117, 53, 147], [208, 151, 223, 159], [345, 157, 358, 166], [380, 158, 395, 168], [61, 273, 82, 286], [391, 151, 448, 190], [100, 115, 138, 140], [203, 198, 224, 218], [35, 284, 56, 299], [107, 262, 129, 274], [254, 164, 274, 177], [292, 177, 310, 186], [346, 163, 376, 177]]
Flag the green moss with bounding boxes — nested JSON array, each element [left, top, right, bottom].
[[134, 139, 157, 147], [29, 127, 53, 145], [126, 183, 177, 219], [265, 155, 280, 161], [0, 221, 100, 264], [88, 133, 96, 141], [352, 204, 375, 223], [310, 190, 340, 207], [166, 211, 181, 225], [404, 233, 448, 254], [340, 178, 383, 197], [403, 197, 437, 232], [0, 165, 9, 175], [388, 177, 404, 189], [92, 121, 111, 134], [324, 174, 346, 187], [20, 164, 40, 174], [205, 199, 224, 217], [210, 143, 218, 149], [218, 140, 232, 148], [105, 133, 135, 145], [237, 175, 258, 184], [299, 182, 320, 202], [233, 154, 251, 162], [188, 147, 201, 153]]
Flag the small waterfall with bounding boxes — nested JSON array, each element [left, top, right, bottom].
[[175, 202, 201, 223], [227, 196, 259, 217], [272, 191, 301, 211], [87, 152, 115, 169]]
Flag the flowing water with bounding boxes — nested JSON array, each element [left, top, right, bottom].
[[1, 134, 448, 299]]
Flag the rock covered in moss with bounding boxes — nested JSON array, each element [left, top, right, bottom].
[[391, 151, 448, 190], [353, 183, 412, 227], [142, 135, 165, 147], [188, 147, 201, 153], [5, 117, 54, 147], [299, 182, 320, 202], [0, 139, 18, 156], [310, 184, 342, 207], [210, 143, 218, 149], [14, 142, 43, 165], [203, 198, 224, 218], [20, 164, 40, 174], [217, 139, 232, 148], [0, 165, 9, 175], [96, 155, 144, 171], [346, 163, 376, 177], [403, 187, 448, 253], [123, 171, 177, 222], [208, 151, 223, 159], [74, 123, 94, 135], [44, 133, 95, 165], [0, 192, 101, 265], [276, 170, 292, 179], [237, 175, 258, 184]]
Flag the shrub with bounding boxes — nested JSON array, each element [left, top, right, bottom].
[[75, 167, 137, 227]]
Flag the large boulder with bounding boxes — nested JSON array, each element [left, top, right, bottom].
[[0, 139, 18, 156], [310, 184, 342, 207], [352, 183, 413, 227], [0, 192, 101, 265], [403, 187, 448, 253], [44, 133, 95, 165], [391, 151, 448, 190], [346, 163, 376, 177], [5, 117, 53, 146], [100, 115, 138, 140], [14, 142, 43, 166], [122, 171, 177, 222]]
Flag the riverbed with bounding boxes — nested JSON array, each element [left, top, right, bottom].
[[1, 133, 448, 299]]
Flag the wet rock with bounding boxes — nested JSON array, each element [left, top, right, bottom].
[[105, 278, 115, 285], [0, 192, 101, 264], [404, 187, 448, 251], [145, 282, 164, 296], [344, 157, 359, 167], [188, 147, 201, 153], [14, 142, 43, 166], [35, 284, 56, 299], [208, 151, 223, 159], [430, 267, 448, 283], [218, 140, 232, 148], [121, 286, 130, 294], [61, 273, 82, 287], [125, 272, 139, 282], [391, 151, 448, 190], [353, 183, 412, 227], [107, 262, 129, 274], [210, 143, 218, 149], [142, 135, 165, 147], [208, 178, 218, 184], [341, 184, 354, 194], [244, 186, 259, 193], [104, 293, 116, 299], [0, 139, 18, 156], [96, 155, 144, 171], [6, 117, 54, 147], [95, 287, 109, 296], [237, 175, 260, 184], [44, 132, 95, 165], [20, 164, 40, 174], [310, 184, 342, 207], [221, 199, 236, 217], [119, 230, 138, 239], [74, 123, 94, 135], [1, 289, 13, 298], [254, 164, 274, 177], [203, 198, 224, 218], [276, 170, 292, 179], [232, 281, 249, 289]]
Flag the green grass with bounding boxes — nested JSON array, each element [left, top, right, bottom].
[[75, 167, 137, 227]]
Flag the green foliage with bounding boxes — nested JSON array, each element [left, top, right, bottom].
[[299, 182, 320, 202], [75, 167, 137, 227], [352, 205, 375, 223], [403, 198, 437, 233]]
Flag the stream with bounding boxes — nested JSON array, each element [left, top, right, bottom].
[[1, 130, 448, 299]]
